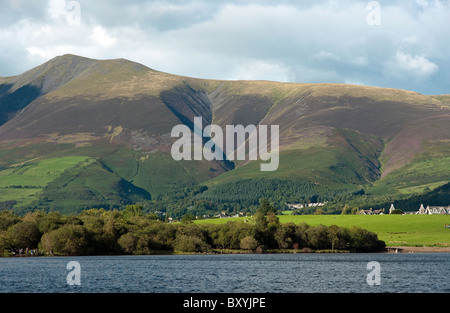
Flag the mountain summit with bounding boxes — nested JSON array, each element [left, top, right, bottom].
[[0, 55, 449, 214]]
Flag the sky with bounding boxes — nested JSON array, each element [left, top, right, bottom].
[[0, 0, 449, 95]]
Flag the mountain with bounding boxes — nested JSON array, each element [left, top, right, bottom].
[[0, 54, 449, 215]]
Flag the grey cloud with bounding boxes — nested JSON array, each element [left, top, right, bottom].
[[0, 0, 49, 26], [78, 0, 221, 30], [0, 0, 449, 95]]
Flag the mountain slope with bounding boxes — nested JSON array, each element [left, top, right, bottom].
[[0, 55, 99, 126], [0, 54, 448, 214]]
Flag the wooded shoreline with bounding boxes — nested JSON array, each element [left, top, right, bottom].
[[5, 203, 450, 257], [1, 206, 386, 257], [5, 246, 450, 257]]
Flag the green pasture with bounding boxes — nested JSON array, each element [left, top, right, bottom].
[[0, 156, 94, 207], [195, 214, 450, 247]]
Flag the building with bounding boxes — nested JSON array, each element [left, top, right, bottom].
[[389, 204, 396, 214], [286, 202, 326, 210], [359, 208, 384, 215], [418, 204, 427, 214], [416, 204, 450, 215]]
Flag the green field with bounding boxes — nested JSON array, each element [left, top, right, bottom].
[[195, 214, 450, 247], [0, 156, 95, 207]]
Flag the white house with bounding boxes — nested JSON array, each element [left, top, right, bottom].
[[417, 204, 450, 215], [389, 204, 396, 214]]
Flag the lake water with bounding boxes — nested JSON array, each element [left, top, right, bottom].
[[0, 253, 449, 293]]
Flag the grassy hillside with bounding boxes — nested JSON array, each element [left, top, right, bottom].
[[0, 156, 94, 208], [202, 81, 449, 205], [0, 141, 229, 214], [369, 141, 450, 195], [206, 128, 384, 187], [0, 54, 448, 214]]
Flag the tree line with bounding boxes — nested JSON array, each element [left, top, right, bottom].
[[145, 178, 350, 219], [0, 202, 385, 256]]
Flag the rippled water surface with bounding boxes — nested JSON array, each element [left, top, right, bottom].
[[1, 253, 449, 293]]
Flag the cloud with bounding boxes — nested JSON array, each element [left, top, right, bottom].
[[48, 0, 70, 21], [231, 59, 293, 82], [0, 0, 449, 95], [388, 51, 438, 78], [313, 51, 340, 61], [89, 26, 116, 48]]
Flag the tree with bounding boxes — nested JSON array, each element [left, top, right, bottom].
[[214, 224, 231, 250], [306, 225, 329, 250], [258, 199, 277, 215], [181, 213, 195, 224], [253, 211, 268, 231], [117, 231, 152, 255], [0, 231, 11, 255], [294, 222, 309, 248], [37, 212, 64, 233], [253, 211, 268, 246], [327, 225, 350, 251], [152, 223, 176, 250], [274, 223, 296, 249], [122, 204, 144, 219], [267, 212, 279, 227], [8, 222, 41, 249], [117, 232, 139, 254], [40, 225, 91, 256], [0, 210, 20, 231], [348, 227, 385, 252], [240, 236, 258, 251], [173, 235, 210, 253], [341, 204, 351, 215], [314, 208, 324, 215]]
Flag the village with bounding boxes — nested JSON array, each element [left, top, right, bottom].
[[163, 202, 450, 223], [358, 204, 450, 215]]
